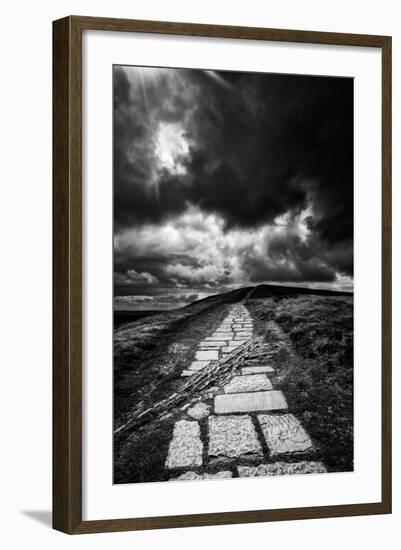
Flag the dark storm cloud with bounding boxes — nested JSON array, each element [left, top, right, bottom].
[[113, 66, 353, 299], [242, 232, 337, 283], [114, 67, 352, 237], [113, 67, 191, 230]]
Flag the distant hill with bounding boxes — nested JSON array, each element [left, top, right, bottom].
[[183, 286, 253, 308], [249, 283, 353, 298], [187, 283, 352, 308], [115, 284, 352, 323]]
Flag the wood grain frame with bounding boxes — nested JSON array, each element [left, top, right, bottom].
[[53, 15, 392, 534]]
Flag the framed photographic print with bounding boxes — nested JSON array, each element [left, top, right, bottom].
[[53, 16, 392, 534]]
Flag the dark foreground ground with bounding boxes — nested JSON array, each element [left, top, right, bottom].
[[113, 285, 353, 483], [114, 310, 161, 328]]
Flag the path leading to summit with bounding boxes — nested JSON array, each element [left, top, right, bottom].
[[165, 302, 327, 480], [181, 304, 253, 377]]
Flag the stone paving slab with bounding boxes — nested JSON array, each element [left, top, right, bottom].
[[188, 361, 210, 371], [225, 341, 241, 347], [241, 366, 275, 375], [214, 390, 288, 414], [187, 402, 211, 420], [201, 338, 227, 343], [165, 420, 203, 469], [199, 342, 226, 348], [221, 348, 234, 355], [195, 350, 219, 361], [223, 374, 273, 394], [208, 415, 262, 460], [257, 414, 313, 456], [237, 461, 327, 477], [170, 471, 233, 481]]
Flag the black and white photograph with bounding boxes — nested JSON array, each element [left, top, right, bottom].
[[113, 64, 354, 484]]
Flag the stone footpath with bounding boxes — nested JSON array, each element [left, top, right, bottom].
[[165, 303, 327, 480], [181, 304, 254, 377]]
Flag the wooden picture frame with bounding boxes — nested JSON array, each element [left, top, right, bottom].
[[53, 15, 392, 534]]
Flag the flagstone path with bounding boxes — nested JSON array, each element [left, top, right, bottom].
[[181, 304, 253, 377], [166, 303, 327, 479]]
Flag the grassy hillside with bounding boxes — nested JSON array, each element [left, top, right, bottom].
[[114, 287, 252, 429], [250, 283, 352, 298], [114, 285, 354, 482], [114, 310, 161, 328], [113, 288, 255, 483], [247, 293, 353, 471]]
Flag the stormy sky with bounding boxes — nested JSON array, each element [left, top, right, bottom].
[[114, 65, 353, 310]]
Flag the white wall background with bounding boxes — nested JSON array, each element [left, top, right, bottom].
[[0, 0, 399, 548]]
